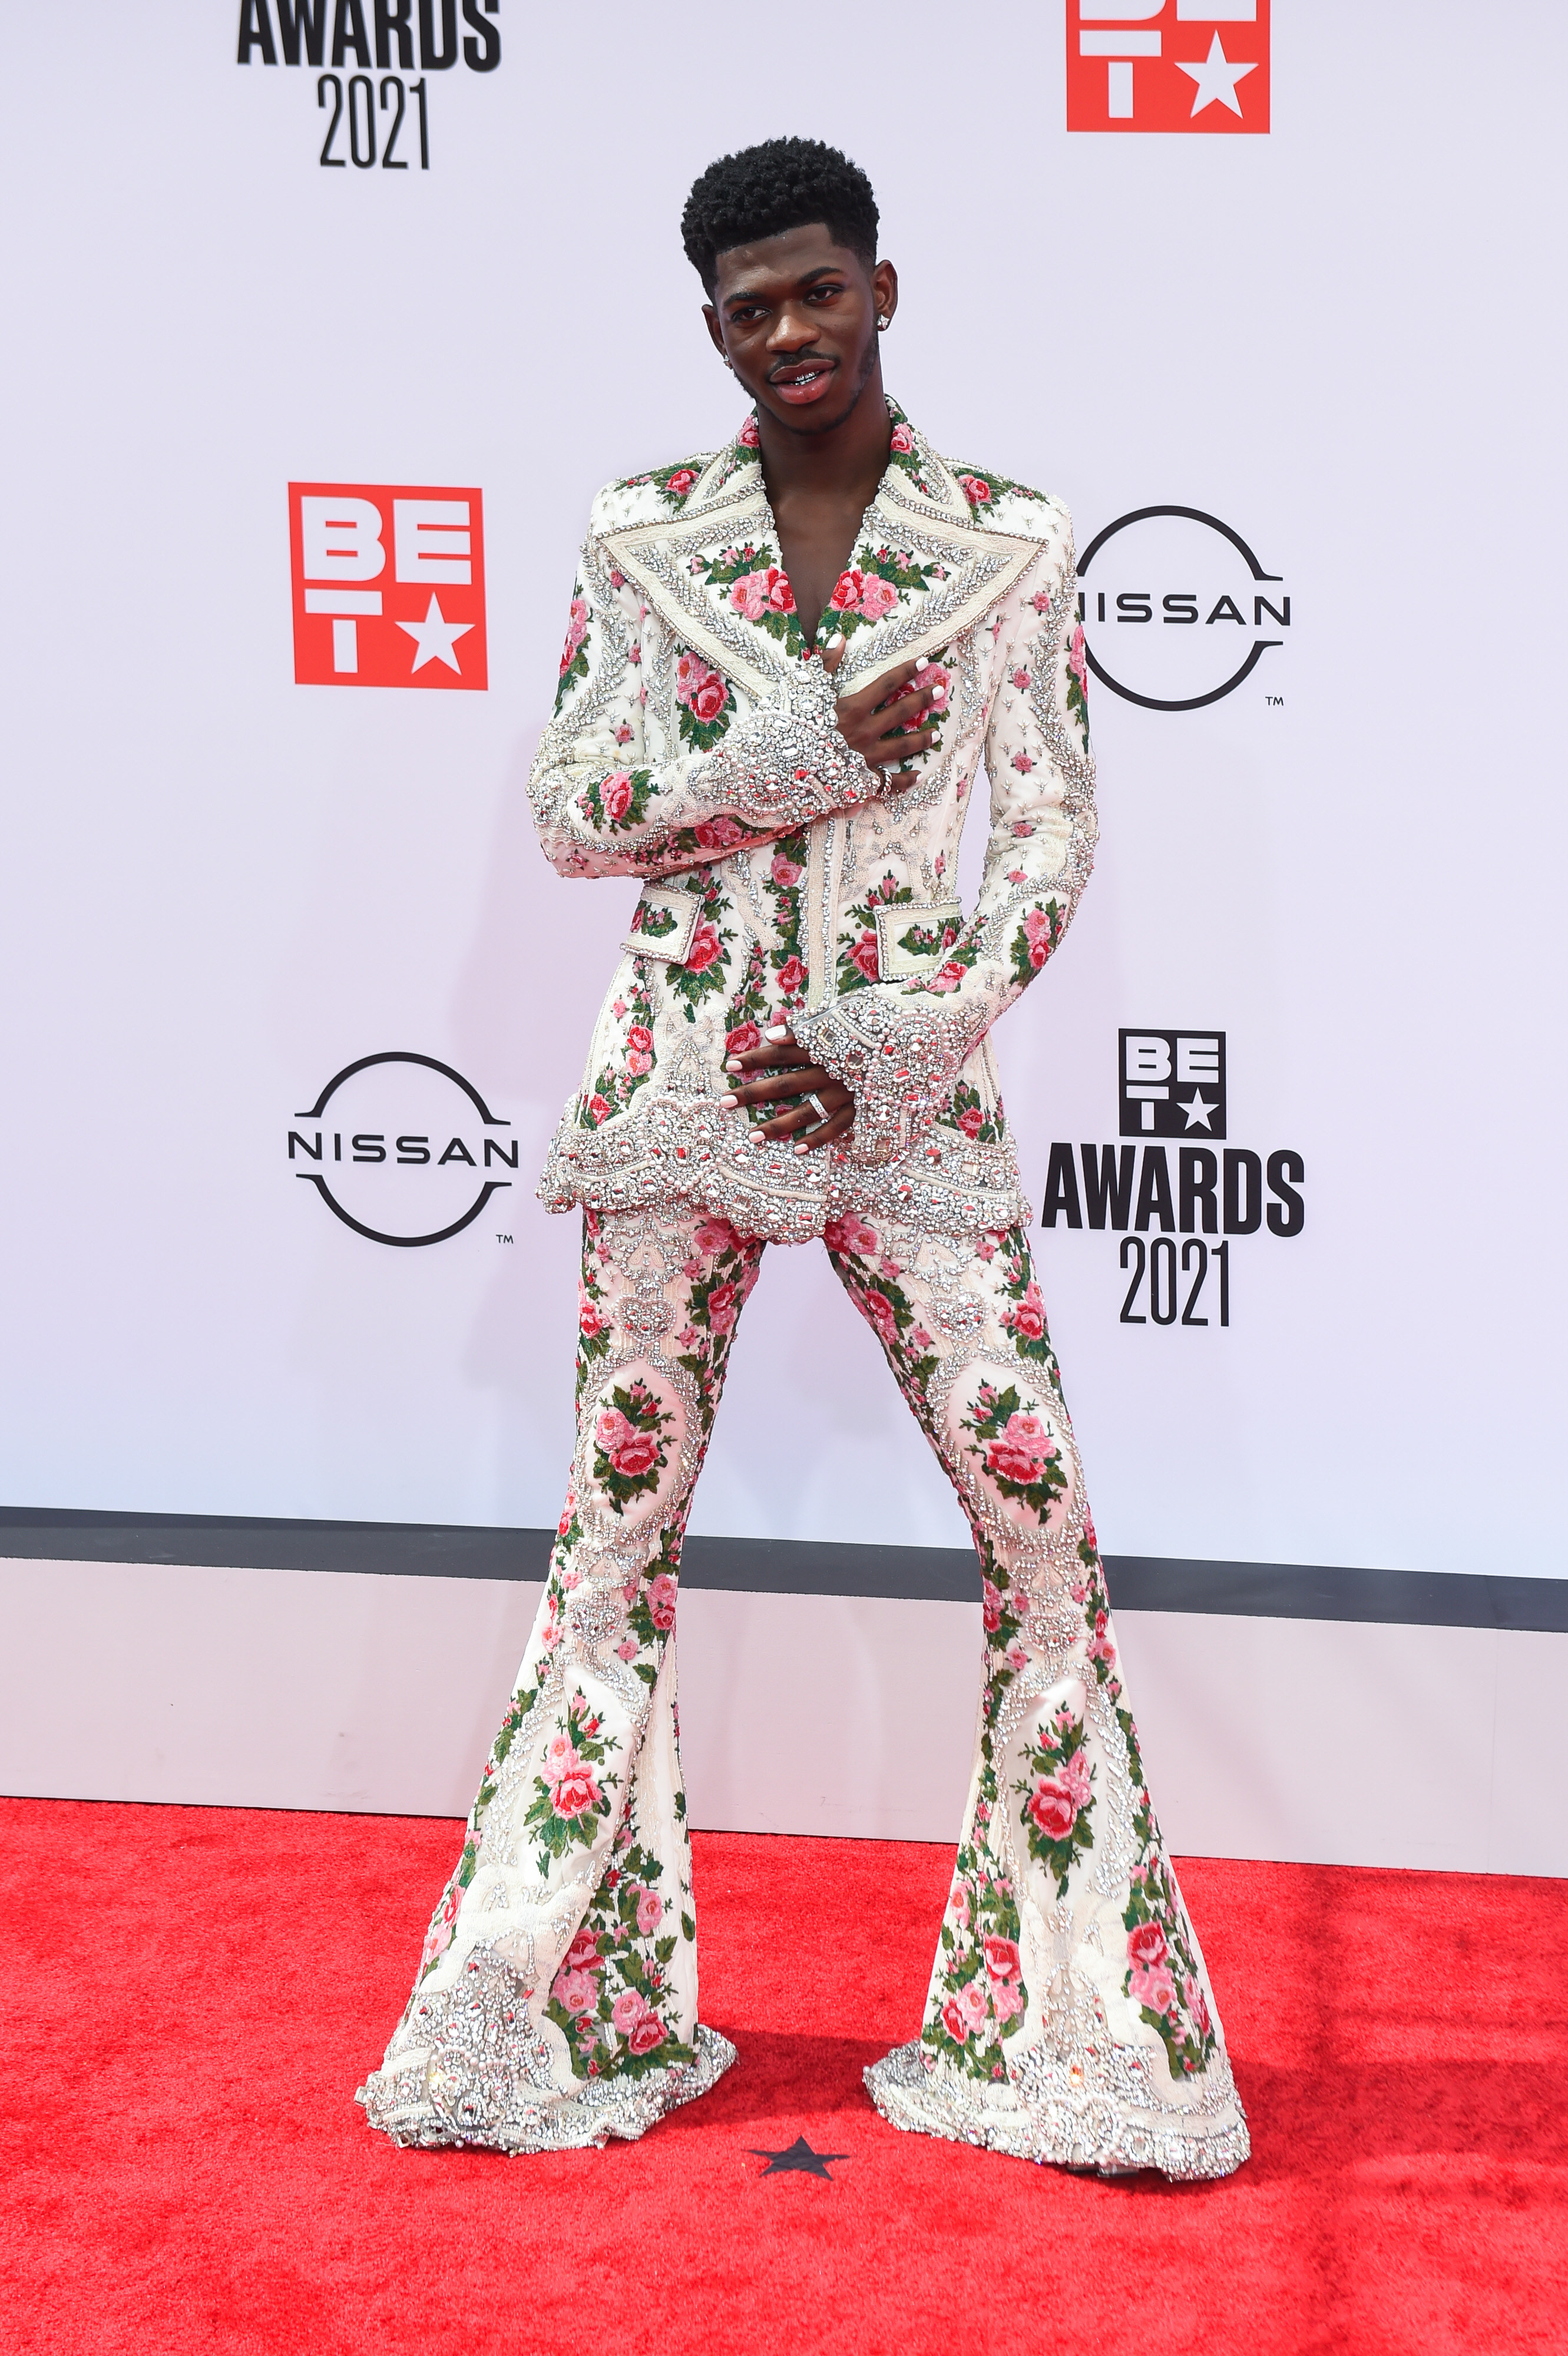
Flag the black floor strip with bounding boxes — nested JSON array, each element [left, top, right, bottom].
[[2, 1508, 1564, 1632]]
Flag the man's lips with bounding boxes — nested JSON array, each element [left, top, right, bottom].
[[769, 359, 837, 406]]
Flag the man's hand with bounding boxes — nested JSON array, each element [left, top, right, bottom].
[[823, 634, 946, 775], [721, 1025, 854, 1153]]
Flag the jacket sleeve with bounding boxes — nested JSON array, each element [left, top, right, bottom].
[[528, 523, 885, 880], [792, 534, 1097, 1166]]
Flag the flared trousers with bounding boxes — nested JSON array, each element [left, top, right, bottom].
[[358, 1204, 1249, 2179]]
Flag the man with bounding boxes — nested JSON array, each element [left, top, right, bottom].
[[358, 138, 1248, 2181]]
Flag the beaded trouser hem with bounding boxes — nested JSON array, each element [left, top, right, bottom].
[[356, 2021, 738, 2156], [864, 2040, 1250, 2182]]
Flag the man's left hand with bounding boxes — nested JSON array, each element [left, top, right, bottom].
[[720, 1027, 855, 1153]]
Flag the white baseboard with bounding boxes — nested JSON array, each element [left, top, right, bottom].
[[4, 1558, 1562, 1874]]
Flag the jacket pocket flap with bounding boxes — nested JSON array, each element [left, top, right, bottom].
[[875, 900, 964, 978], [623, 887, 702, 965]]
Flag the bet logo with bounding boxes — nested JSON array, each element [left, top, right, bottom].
[[1067, 2, 1269, 135], [288, 482, 487, 689], [1120, 1030, 1225, 1137], [289, 1053, 515, 1246]]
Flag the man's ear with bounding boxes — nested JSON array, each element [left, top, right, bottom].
[[871, 260, 898, 325], [703, 303, 726, 358]]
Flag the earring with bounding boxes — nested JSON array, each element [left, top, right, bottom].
[[876, 314, 890, 330], [722, 354, 734, 370]]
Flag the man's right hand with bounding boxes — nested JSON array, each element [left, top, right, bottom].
[[822, 637, 945, 776]]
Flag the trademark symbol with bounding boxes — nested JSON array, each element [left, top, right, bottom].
[[1266, 694, 1284, 707], [496, 1232, 514, 1244]]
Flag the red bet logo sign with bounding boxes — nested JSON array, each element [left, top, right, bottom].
[[1067, 2, 1269, 133], [288, 482, 487, 689]]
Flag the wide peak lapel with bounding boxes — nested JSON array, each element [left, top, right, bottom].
[[598, 435, 789, 700], [829, 414, 1042, 690]]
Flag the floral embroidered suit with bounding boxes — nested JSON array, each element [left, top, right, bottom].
[[356, 407, 1249, 2181]]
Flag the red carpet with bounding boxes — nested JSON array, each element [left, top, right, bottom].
[[2, 1799, 1563, 2355]]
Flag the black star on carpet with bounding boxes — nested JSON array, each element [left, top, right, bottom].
[[749, 2135, 849, 2180]]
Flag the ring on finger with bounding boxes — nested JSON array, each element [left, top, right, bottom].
[[805, 1091, 831, 1124]]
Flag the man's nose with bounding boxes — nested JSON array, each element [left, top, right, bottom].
[[765, 303, 821, 350]]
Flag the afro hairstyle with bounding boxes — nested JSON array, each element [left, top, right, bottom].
[[681, 137, 879, 295]]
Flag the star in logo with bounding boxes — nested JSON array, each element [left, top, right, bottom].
[[397, 593, 474, 674], [1181, 1091, 1217, 1131], [1176, 32, 1258, 118], [749, 2135, 848, 2180]]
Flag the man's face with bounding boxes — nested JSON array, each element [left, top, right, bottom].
[[704, 224, 894, 435]]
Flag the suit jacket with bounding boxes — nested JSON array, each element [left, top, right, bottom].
[[530, 403, 1097, 1245]]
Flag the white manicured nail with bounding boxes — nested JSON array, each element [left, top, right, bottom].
[[719, 1093, 738, 1108], [765, 1024, 789, 1043]]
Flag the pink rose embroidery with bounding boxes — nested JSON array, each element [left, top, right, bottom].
[[889, 422, 914, 452], [610, 1988, 666, 2054], [983, 1937, 1021, 1984], [552, 1967, 598, 2017], [1130, 1963, 1178, 2017], [596, 1407, 631, 1452], [960, 474, 992, 505], [1068, 625, 1089, 684], [829, 567, 865, 613], [985, 1409, 1056, 1485], [1023, 909, 1055, 969], [941, 1996, 970, 2046], [692, 821, 747, 858], [1005, 1280, 1047, 1338], [706, 1280, 739, 1335], [684, 920, 723, 974], [578, 1295, 603, 1338], [770, 852, 803, 888], [737, 414, 760, 448], [927, 959, 967, 994], [981, 1577, 1003, 1634], [958, 1105, 984, 1139], [846, 928, 880, 982], [823, 1215, 878, 1258], [693, 1215, 739, 1255], [776, 954, 805, 998], [857, 575, 898, 621], [725, 1023, 760, 1058], [647, 1571, 679, 1632], [1011, 667, 1031, 691], [991, 1980, 1024, 2024], [559, 596, 588, 673], [546, 1745, 603, 1821], [1126, 1921, 1169, 1973], [862, 1290, 899, 1349], [611, 1432, 660, 1478], [1027, 1780, 1077, 1842], [1059, 1749, 1092, 1810], [565, 1922, 600, 1979], [958, 1978, 988, 2030], [636, 1889, 664, 1936], [666, 467, 697, 497], [600, 771, 634, 823]]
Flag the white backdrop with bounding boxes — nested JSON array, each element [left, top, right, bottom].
[[2, 2, 1563, 1581]]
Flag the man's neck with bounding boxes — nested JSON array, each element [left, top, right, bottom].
[[754, 362, 892, 519]]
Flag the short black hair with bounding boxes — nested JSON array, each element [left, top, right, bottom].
[[681, 138, 879, 296]]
